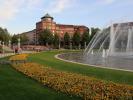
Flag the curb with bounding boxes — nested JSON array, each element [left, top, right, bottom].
[[55, 53, 133, 73]]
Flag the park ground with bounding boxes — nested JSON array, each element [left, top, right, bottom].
[[0, 50, 133, 100]]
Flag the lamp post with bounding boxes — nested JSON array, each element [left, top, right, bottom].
[[58, 34, 61, 49], [58, 38, 60, 49], [18, 38, 20, 53], [85, 42, 86, 49], [2, 42, 4, 54], [9, 40, 11, 48], [0, 41, 1, 57], [79, 43, 81, 49], [70, 36, 72, 50], [89, 27, 92, 36], [70, 42, 72, 50]]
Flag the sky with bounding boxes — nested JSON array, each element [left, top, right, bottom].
[[0, 0, 133, 34]]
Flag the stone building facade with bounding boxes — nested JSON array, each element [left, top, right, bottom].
[[23, 13, 89, 45], [36, 13, 89, 40], [22, 29, 36, 45]]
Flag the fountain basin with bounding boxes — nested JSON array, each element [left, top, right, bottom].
[[56, 52, 133, 72]]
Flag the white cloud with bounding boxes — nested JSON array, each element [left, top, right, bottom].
[[103, 0, 115, 4], [100, 0, 133, 5], [0, 0, 42, 22], [46, 0, 75, 14], [0, 0, 75, 22], [26, 0, 43, 10], [0, 0, 22, 21], [93, 0, 116, 6]]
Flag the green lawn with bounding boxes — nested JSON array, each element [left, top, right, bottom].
[[1, 50, 133, 100], [0, 57, 80, 100], [28, 50, 133, 85]]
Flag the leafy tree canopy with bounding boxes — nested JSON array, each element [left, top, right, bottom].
[[64, 32, 70, 45], [53, 33, 60, 48], [72, 32, 81, 46], [38, 29, 54, 45], [0, 27, 11, 44], [11, 34, 29, 45], [90, 27, 101, 40], [81, 31, 90, 44]]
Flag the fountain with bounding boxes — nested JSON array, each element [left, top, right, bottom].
[[58, 22, 133, 71], [85, 22, 133, 57]]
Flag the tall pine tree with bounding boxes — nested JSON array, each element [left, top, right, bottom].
[[72, 32, 81, 49], [38, 29, 54, 46], [81, 31, 90, 48], [53, 33, 60, 49], [64, 32, 70, 49]]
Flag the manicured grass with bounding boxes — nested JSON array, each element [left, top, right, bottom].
[[1, 50, 133, 100], [0, 57, 80, 100], [28, 50, 133, 85]]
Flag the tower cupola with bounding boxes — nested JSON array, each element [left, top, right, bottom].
[[41, 13, 53, 21]]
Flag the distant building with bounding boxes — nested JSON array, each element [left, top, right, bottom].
[[36, 13, 89, 38], [23, 13, 89, 45], [22, 29, 36, 45], [113, 22, 133, 30]]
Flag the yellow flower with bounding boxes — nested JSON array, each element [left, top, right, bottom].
[[9, 54, 28, 61], [11, 62, 133, 100]]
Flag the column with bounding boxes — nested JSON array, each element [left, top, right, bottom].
[[18, 38, 20, 53], [2, 42, 4, 54], [8, 40, 11, 48]]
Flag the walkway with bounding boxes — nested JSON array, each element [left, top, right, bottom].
[[0, 53, 15, 58]]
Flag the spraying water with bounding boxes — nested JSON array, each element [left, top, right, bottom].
[[58, 22, 133, 71], [84, 22, 133, 58]]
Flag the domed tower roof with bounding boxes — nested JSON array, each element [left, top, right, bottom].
[[41, 13, 53, 20]]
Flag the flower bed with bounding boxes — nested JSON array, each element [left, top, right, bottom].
[[11, 62, 133, 100], [9, 54, 28, 62]]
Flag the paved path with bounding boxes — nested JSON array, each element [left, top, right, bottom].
[[0, 51, 36, 59], [0, 53, 15, 58]]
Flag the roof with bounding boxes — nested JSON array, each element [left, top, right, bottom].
[[21, 29, 36, 35], [113, 22, 133, 27], [56, 24, 74, 27], [41, 13, 53, 20], [56, 24, 88, 29]]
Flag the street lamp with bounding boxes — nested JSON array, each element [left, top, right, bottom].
[[9, 40, 11, 48], [2, 41, 4, 54], [70, 36, 72, 50], [85, 42, 86, 49], [18, 38, 20, 53], [59, 38, 60, 49]]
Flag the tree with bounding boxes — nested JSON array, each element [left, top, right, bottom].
[[0, 27, 11, 44], [72, 32, 81, 49], [90, 27, 100, 41], [64, 32, 70, 49], [53, 33, 60, 49], [20, 34, 29, 44], [11, 34, 18, 44], [38, 29, 54, 46], [11, 34, 29, 45], [81, 31, 90, 48]]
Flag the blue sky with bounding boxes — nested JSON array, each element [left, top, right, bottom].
[[0, 0, 133, 34]]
